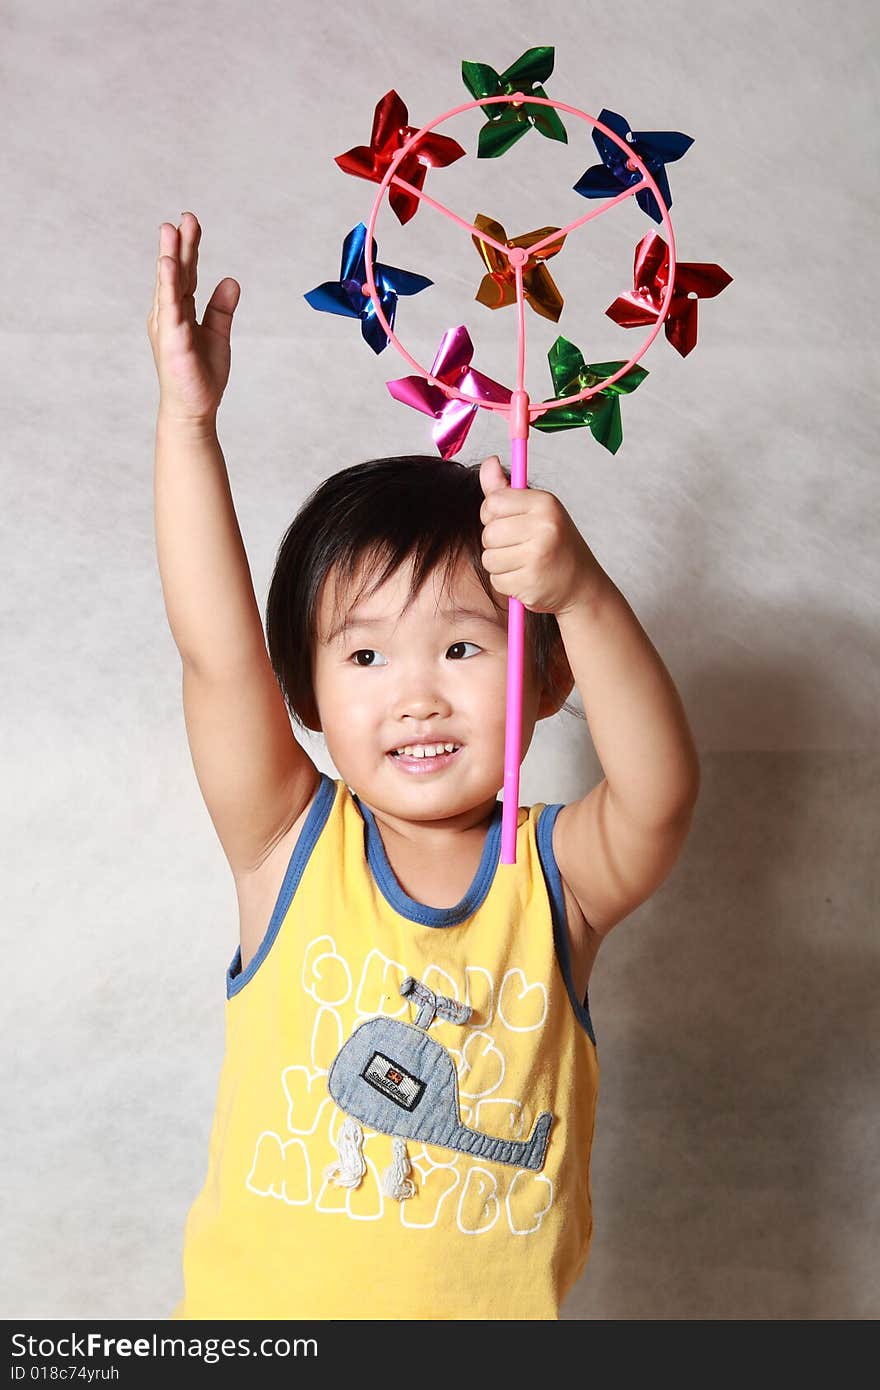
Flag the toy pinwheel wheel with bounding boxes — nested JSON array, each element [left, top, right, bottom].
[[304, 45, 731, 863]]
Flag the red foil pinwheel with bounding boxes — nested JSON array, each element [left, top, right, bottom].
[[472, 214, 566, 321], [386, 325, 512, 460], [335, 90, 466, 226], [606, 231, 732, 356]]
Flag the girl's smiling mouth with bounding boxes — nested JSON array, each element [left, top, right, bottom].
[[387, 745, 463, 774]]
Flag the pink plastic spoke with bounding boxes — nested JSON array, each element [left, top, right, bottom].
[[527, 179, 647, 256], [389, 174, 511, 257]]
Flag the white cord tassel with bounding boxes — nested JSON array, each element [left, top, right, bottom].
[[381, 1136, 416, 1201], [323, 1114, 366, 1189]]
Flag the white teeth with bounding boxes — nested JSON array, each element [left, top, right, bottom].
[[392, 742, 459, 758]]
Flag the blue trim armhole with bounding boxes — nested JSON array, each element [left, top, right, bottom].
[[535, 802, 597, 1047], [226, 772, 337, 999]]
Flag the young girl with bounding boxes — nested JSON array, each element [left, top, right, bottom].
[[148, 213, 700, 1321]]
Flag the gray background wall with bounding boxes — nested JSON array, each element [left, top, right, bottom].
[[3, 0, 877, 1319]]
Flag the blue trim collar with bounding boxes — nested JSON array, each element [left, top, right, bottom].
[[353, 790, 504, 928]]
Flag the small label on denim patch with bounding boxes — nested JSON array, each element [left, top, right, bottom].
[[361, 1051, 426, 1111]]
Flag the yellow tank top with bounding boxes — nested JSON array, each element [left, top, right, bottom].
[[172, 774, 599, 1320]]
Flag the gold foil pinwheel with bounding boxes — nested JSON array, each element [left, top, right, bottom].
[[471, 214, 566, 322]]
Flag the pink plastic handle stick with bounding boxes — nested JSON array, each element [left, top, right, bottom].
[[500, 255, 530, 862], [503, 404, 529, 863]]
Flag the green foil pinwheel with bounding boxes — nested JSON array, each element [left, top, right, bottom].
[[531, 337, 648, 454], [462, 46, 568, 158]]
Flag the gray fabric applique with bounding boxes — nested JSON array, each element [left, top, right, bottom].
[[324, 975, 553, 1200]]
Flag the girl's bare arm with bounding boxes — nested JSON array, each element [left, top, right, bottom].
[[148, 216, 318, 876]]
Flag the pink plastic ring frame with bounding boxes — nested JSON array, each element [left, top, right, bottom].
[[360, 92, 677, 863]]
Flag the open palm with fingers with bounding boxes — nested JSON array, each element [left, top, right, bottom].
[[146, 212, 241, 425]]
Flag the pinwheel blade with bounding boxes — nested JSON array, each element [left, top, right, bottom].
[[433, 398, 478, 459], [342, 223, 371, 281], [462, 61, 502, 100], [375, 261, 434, 297], [476, 271, 517, 311], [674, 263, 733, 299], [478, 110, 529, 159], [432, 325, 476, 382], [572, 164, 624, 200], [630, 128, 694, 165], [589, 395, 623, 454], [666, 298, 699, 357], [523, 263, 564, 322], [461, 366, 513, 407], [531, 406, 592, 433], [606, 292, 658, 329], [361, 297, 395, 354], [635, 172, 671, 224], [547, 336, 586, 394], [585, 362, 649, 395], [528, 100, 568, 143], [303, 282, 361, 318], [501, 45, 556, 88], [386, 374, 446, 416]]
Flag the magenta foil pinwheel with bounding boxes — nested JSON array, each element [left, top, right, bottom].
[[386, 326, 512, 460], [305, 45, 732, 863]]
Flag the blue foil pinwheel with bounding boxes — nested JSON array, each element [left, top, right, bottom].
[[386, 325, 512, 460], [462, 46, 568, 158], [303, 223, 433, 355], [531, 336, 648, 454], [573, 108, 693, 224]]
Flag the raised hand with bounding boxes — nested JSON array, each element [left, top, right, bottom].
[[146, 212, 241, 426]]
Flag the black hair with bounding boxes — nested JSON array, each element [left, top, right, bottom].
[[265, 454, 584, 734]]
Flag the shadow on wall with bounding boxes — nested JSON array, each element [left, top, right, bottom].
[[561, 744, 879, 1320]]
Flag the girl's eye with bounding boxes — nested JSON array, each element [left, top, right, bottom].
[[348, 641, 481, 667], [350, 649, 387, 667]]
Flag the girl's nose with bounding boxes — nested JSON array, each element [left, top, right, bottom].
[[392, 688, 453, 720]]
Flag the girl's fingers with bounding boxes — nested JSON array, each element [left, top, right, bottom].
[[151, 216, 201, 336], [178, 212, 200, 301], [152, 223, 171, 322], [177, 214, 192, 300], [157, 229, 182, 332]]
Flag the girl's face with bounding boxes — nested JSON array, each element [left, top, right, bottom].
[[310, 554, 549, 823]]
